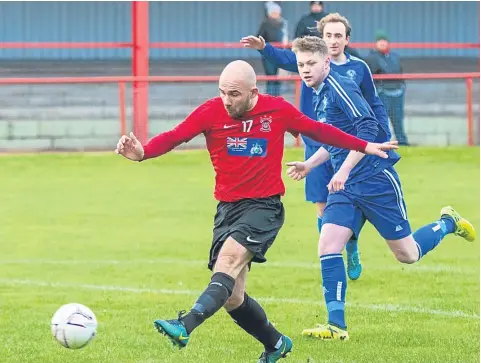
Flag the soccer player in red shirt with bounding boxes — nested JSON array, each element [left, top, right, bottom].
[[116, 60, 397, 362]]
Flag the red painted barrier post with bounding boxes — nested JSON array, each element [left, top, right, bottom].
[[132, 1, 149, 144]]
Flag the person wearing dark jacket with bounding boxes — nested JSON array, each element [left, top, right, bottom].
[[295, 1, 327, 38], [366, 31, 409, 145], [295, 2, 363, 59], [258, 2, 286, 96]]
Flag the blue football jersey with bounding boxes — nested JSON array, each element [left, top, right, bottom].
[[313, 70, 400, 184], [259, 45, 391, 146]]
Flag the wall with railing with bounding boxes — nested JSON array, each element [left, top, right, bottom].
[[0, 72, 478, 152], [0, 2, 478, 152]]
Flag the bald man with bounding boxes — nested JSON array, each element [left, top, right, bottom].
[[115, 60, 397, 362]]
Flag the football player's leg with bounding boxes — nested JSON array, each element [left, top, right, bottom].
[[154, 236, 250, 348], [184, 236, 252, 332], [328, 160, 363, 282], [226, 267, 292, 362], [365, 167, 475, 264], [315, 202, 326, 232], [345, 231, 362, 280], [319, 222, 352, 329], [360, 167, 414, 262], [303, 194, 362, 340], [153, 202, 225, 348], [387, 206, 475, 263], [311, 158, 363, 282]]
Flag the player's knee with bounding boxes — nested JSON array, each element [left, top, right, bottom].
[[318, 225, 349, 255], [216, 253, 237, 270], [215, 254, 246, 278], [318, 237, 343, 255], [394, 250, 418, 264]]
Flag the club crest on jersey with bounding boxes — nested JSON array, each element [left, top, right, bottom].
[[250, 143, 264, 155], [226, 137, 267, 157], [346, 69, 356, 80], [259, 116, 272, 132]]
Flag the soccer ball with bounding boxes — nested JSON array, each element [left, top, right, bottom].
[[51, 303, 98, 349]]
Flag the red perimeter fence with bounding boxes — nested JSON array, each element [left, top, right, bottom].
[[0, 2, 478, 147]]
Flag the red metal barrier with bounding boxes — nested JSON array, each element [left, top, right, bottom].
[[150, 41, 480, 49], [0, 73, 477, 84], [132, 1, 150, 144], [0, 73, 478, 146], [0, 41, 478, 49], [0, 42, 133, 48]]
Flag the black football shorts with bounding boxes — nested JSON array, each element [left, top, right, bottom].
[[207, 195, 285, 271]]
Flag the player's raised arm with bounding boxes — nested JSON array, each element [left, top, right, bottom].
[[282, 100, 397, 158], [240, 36, 299, 73], [116, 102, 211, 162]]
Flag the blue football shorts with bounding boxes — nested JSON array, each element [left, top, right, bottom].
[[322, 166, 412, 240], [304, 144, 334, 204]]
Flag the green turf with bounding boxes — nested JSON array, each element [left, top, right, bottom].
[[0, 146, 479, 363]]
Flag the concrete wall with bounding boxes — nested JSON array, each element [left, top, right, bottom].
[[0, 79, 478, 151]]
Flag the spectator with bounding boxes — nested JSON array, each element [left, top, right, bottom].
[[294, 1, 327, 38], [295, 2, 362, 59], [258, 2, 286, 96], [264, 1, 282, 17], [366, 30, 409, 145]]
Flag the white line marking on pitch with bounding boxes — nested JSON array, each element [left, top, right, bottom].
[[0, 278, 477, 320], [0, 259, 475, 274]]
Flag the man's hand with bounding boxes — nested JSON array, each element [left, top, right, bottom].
[[240, 35, 266, 50], [115, 132, 145, 161], [286, 161, 311, 181], [364, 141, 398, 158], [328, 168, 350, 193]]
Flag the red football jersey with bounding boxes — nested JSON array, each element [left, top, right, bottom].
[[142, 94, 367, 202]]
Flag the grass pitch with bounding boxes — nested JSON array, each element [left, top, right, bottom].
[[0, 146, 479, 363]]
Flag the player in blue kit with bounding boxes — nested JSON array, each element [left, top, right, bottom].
[[241, 13, 391, 281], [285, 36, 476, 341]]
